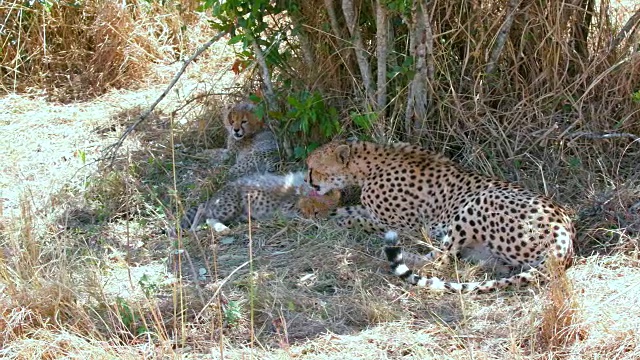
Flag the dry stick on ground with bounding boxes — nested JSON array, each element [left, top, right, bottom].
[[567, 131, 640, 144], [341, 0, 376, 108], [485, 0, 522, 76], [609, 7, 640, 53], [102, 31, 227, 165]]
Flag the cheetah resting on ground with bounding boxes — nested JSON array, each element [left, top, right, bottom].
[[178, 171, 341, 233], [305, 140, 575, 293], [222, 101, 280, 179]]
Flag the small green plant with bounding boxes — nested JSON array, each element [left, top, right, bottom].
[[632, 90, 640, 103], [279, 91, 341, 160], [138, 274, 159, 299], [350, 111, 375, 132], [74, 149, 86, 164], [115, 297, 148, 336], [568, 157, 582, 169], [224, 300, 243, 326]]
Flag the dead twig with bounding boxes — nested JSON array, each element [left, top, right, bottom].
[[609, 7, 640, 53], [567, 131, 640, 145], [102, 31, 227, 165]]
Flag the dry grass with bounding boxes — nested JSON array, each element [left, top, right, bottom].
[[1, 0, 640, 358], [0, 0, 211, 100]]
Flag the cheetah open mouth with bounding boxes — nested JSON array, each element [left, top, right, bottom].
[[308, 190, 321, 197]]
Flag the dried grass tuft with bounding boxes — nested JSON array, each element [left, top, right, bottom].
[[0, 0, 206, 100]]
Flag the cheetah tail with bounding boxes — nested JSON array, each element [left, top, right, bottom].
[[383, 246, 540, 293]]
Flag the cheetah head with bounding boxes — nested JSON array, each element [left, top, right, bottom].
[[224, 102, 264, 140], [305, 140, 356, 195]]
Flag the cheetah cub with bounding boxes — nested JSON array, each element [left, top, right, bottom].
[[305, 140, 576, 293], [222, 101, 280, 179], [178, 171, 340, 233]]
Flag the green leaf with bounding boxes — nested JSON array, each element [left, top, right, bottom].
[[352, 113, 373, 130], [228, 34, 245, 45], [249, 93, 262, 103], [294, 146, 306, 159], [569, 157, 581, 169], [307, 142, 320, 154]]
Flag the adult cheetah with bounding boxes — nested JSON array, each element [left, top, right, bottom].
[[305, 140, 575, 293]]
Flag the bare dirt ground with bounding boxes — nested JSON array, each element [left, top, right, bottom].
[[2, 41, 640, 360]]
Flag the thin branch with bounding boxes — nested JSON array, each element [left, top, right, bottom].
[[609, 7, 640, 53], [403, 1, 418, 139], [405, 0, 430, 140], [375, 0, 389, 141], [567, 131, 640, 142], [251, 37, 292, 158], [290, 13, 315, 67], [485, 0, 522, 75], [251, 39, 276, 110], [341, 0, 376, 106], [375, 0, 388, 111], [422, 0, 434, 108], [323, 0, 343, 39], [103, 31, 227, 165]]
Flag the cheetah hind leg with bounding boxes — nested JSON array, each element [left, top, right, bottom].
[[384, 229, 463, 278], [410, 224, 457, 271]]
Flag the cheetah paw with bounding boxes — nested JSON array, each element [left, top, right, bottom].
[[206, 219, 231, 233]]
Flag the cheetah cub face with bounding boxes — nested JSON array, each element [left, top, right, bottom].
[[224, 102, 265, 140]]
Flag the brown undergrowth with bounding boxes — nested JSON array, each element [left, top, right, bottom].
[[0, 0, 207, 101]]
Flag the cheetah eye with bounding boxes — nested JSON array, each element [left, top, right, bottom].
[[241, 119, 248, 124]]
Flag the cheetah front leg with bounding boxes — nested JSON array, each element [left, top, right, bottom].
[[331, 205, 387, 234], [183, 202, 233, 233], [189, 203, 207, 232]]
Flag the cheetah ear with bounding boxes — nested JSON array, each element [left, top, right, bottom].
[[223, 104, 233, 124], [335, 145, 351, 165]]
